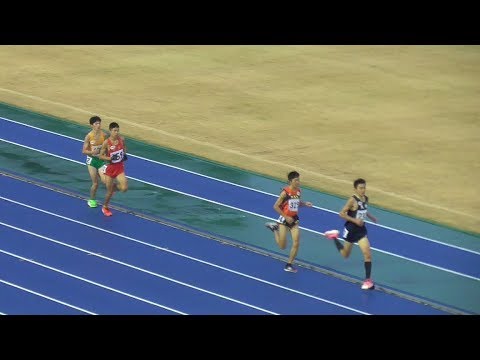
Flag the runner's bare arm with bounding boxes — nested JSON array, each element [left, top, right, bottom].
[[98, 140, 110, 161], [82, 135, 94, 156]]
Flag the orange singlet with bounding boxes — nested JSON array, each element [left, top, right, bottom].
[[280, 186, 301, 217]]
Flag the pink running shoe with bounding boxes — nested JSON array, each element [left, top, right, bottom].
[[102, 206, 113, 217], [324, 229, 340, 239], [361, 278, 375, 290]]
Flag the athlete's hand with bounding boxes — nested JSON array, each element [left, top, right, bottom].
[[304, 201, 313, 207]]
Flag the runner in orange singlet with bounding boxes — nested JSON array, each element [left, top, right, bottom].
[[265, 171, 313, 273]]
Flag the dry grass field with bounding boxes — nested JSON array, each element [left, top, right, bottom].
[[0, 45, 478, 233]]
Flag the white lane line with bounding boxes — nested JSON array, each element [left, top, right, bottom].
[[0, 238, 186, 315], [0, 222, 278, 315], [1, 116, 478, 253], [0, 199, 369, 314], [0, 111, 475, 219], [0, 278, 96, 314]]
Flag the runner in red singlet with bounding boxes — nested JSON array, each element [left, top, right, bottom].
[[98, 122, 129, 216]]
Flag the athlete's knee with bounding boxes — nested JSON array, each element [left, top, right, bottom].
[[291, 240, 300, 250], [363, 252, 372, 262], [340, 246, 352, 258], [118, 183, 128, 192]]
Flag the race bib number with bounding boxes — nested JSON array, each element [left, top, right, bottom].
[[356, 210, 367, 220], [288, 199, 300, 212], [86, 156, 93, 165], [110, 149, 124, 163], [91, 144, 102, 156]]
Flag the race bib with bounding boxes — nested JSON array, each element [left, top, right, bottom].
[[91, 144, 102, 156], [288, 199, 300, 212], [356, 209, 367, 220], [110, 149, 124, 163]]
